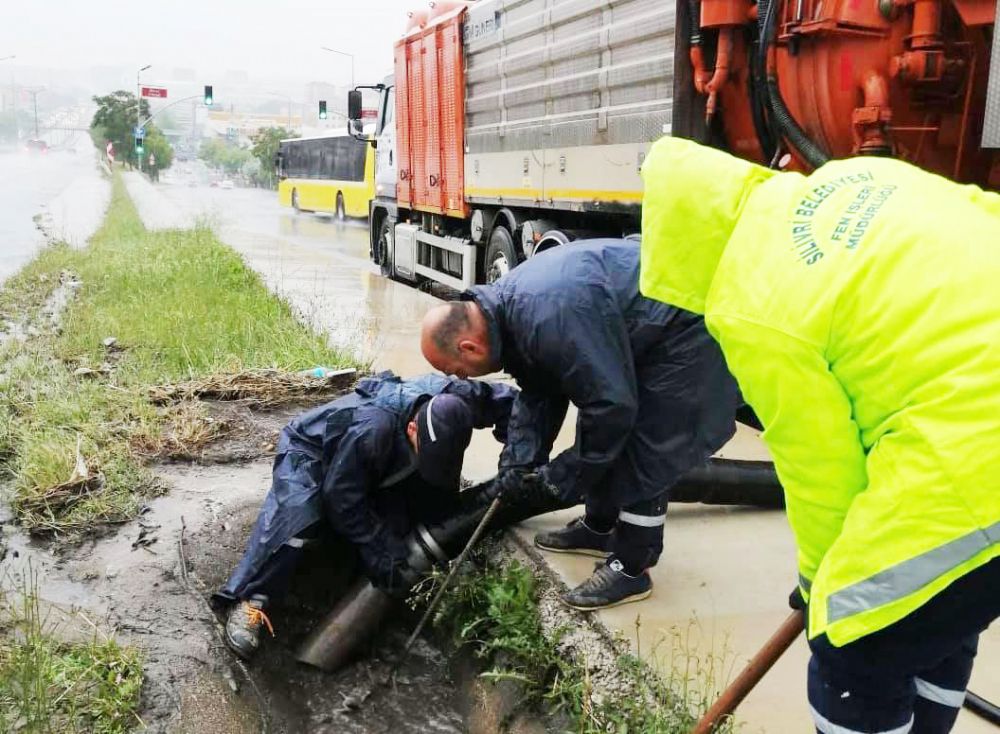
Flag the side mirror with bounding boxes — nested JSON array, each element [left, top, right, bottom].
[[347, 90, 362, 123]]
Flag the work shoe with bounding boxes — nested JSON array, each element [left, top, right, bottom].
[[224, 596, 274, 660], [534, 516, 613, 558], [560, 558, 652, 611]]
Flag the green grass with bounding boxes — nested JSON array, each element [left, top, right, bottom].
[[433, 555, 735, 733], [0, 582, 144, 733], [0, 174, 360, 535]]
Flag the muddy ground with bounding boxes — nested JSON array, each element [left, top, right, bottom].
[[1, 404, 474, 733]]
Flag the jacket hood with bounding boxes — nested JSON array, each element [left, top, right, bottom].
[[640, 137, 776, 314]]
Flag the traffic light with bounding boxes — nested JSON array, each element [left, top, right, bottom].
[[204, 85, 213, 106], [134, 136, 144, 155], [318, 100, 328, 120]]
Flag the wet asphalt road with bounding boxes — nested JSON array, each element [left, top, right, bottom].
[[0, 148, 101, 283]]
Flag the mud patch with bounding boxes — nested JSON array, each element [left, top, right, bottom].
[[183, 483, 466, 734], [1, 459, 471, 732]]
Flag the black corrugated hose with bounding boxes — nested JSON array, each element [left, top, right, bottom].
[[756, 0, 830, 167]]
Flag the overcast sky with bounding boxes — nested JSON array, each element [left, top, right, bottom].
[[1, 0, 421, 91]]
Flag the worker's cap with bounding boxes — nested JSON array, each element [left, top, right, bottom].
[[415, 394, 474, 489]]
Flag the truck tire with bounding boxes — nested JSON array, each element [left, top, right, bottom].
[[375, 216, 393, 277], [336, 192, 346, 221], [485, 226, 520, 284]]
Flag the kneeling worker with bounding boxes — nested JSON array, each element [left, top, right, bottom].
[[215, 371, 515, 659]]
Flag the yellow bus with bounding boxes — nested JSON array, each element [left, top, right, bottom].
[[276, 132, 374, 219]]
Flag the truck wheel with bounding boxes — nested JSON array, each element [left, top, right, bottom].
[[336, 192, 346, 221], [375, 217, 393, 277], [292, 189, 301, 212], [485, 226, 520, 284]]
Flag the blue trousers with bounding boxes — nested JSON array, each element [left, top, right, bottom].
[[808, 557, 1000, 734]]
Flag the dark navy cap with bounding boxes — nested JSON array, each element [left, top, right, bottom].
[[415, 394, 474, 489]]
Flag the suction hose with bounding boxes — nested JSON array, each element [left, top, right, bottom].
[[296, 459, 784, 671], [965, 690, 1000, 726], [757, 0, 830, 168], [295, 478, 571, 671], [669, 458, 784, 508]]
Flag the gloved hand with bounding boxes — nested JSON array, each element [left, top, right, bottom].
[[788, 586, 807, 611], [371, 556, 422, 601], [495, 468, 560, 505]]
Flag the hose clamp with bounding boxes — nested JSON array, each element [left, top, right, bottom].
[[416, 523, 449, 565]]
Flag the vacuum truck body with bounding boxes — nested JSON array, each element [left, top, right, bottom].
[[355, 0, 998, 291]]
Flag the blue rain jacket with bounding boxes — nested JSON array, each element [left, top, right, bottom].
[[219, 371, 515, 599], [464, 239, 738, 505]]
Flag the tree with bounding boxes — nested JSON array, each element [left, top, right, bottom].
[[198, 138, 252, 174], [144, 127, 174, 172], [91, 91, 149, 168], [250, 126, 297, 189], [90, 90, 173, 172]]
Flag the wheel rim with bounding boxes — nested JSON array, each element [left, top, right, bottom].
[[486, 252, 510, 284]]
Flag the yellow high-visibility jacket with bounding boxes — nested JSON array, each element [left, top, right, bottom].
[[640, 137, 1000, 646]]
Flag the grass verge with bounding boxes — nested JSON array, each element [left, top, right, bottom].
[[0, 580, 143, 733], [0, 174, 360, 535], [433, 552, 735, 733]]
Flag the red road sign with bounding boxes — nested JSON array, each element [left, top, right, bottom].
[[141, 86, 168, 99]]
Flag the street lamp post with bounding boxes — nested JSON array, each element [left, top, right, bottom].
[[136, 64, 151, 171], [320, 46, 355, 88]]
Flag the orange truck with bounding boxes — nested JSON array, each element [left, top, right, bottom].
[[349, 0, 998, 290]]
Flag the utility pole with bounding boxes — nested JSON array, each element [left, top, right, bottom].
[[25, 87, 43, 137]]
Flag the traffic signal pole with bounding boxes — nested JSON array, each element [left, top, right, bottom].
[[136, 64, 151, 171]]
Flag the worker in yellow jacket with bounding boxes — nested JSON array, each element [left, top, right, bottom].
[[640, 137, 1000, 734]]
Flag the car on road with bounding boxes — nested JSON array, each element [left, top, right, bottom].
[[220, 179, 234, 190], [24, 139, 48, 154]]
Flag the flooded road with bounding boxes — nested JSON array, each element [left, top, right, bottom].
[[0, 149, 108, 282]]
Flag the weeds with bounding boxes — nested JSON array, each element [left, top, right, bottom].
[[0, 174, 361, 535], [0, 576, 143, 733], [433, 554, 735, 733]]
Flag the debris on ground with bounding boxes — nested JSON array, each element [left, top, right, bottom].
[[16, 438, 105, 522], [148, 367, 358, 409]]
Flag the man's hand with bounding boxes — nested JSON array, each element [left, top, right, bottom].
[[373, 557, 422, 600], [495, 468, 561, 505], [788, 586, 807, 611]]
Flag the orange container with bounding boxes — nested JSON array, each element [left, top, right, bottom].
[[393, 3, 470, 219]]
